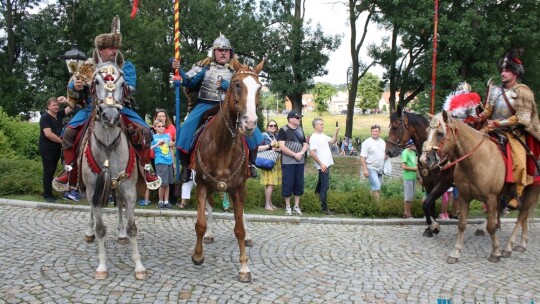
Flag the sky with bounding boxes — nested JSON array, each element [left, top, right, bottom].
[[305, 0, 387, 85]]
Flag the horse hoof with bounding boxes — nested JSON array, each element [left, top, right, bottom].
[[514, 246, 526, 253], [447, 257, 458, 264], [474, 229, 485, 236], [502, 250, 512, 258], [203, 236, 214, 244], [238, 271, 252, 283], [488, 255, 501, 263], [423, 228, 434, 237], [118, 237, 129, 244], [85, 235, 95, 243], [433, 227, 440, 235], [245, 239, 253, 247], [135, 270, 148, 280], [95, 271, 108, 280], [191, 255, 204, 265]]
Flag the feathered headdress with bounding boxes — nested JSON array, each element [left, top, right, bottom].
[[498, 48, 525, 77], [443, 90, 481, 119]]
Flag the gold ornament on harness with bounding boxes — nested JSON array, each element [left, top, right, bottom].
[[217, 181, 227, 192]]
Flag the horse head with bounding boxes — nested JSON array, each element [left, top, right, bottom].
[[226, 58, 265, 136], [419, 111, 457, 170], [92, 63, 125, 128]]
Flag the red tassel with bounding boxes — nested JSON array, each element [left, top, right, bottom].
[[130, 0, 139, 20], [448, 92, 481, 111]]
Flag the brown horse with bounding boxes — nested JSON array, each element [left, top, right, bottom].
[[191, 58, 264, 283], [420, 111, 540, 263], [386, 108, 455, 237]]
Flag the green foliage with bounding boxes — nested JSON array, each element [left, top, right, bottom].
[[356, 72, 383, 110], [0, 108, 40, 160], [0, 158, 43, 196], [311, 83, 337, 114]]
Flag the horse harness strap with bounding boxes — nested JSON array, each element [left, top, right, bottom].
[[500, 86, 516, 115], [439, 135, 485, 170]]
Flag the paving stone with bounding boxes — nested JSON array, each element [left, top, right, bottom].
[[1, 200, 540, 302]]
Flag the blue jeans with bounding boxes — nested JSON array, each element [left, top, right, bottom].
[[315, 168, 330, 210], [367, 168, 382, 191]]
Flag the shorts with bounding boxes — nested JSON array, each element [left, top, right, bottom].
[[281, 163, 305, 197], [155, 164, 173, 185], [367, 168, 382, 191], [403, 179, 416, 201]]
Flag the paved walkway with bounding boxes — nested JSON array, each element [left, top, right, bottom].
[[1, 199, 539, 303]]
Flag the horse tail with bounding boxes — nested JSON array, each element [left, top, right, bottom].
[[93, 168, 112, 208]]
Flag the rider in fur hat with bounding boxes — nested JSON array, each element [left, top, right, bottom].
[[54, 16, 161, 196], [477, 49, 540, 209]]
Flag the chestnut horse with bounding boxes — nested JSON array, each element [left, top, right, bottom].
[[420, 111, 540, 263], [191, 58, 264, 283], [386, 108, 455, 237]]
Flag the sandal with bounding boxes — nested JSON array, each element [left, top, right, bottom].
[[177, 201, 187, 209]]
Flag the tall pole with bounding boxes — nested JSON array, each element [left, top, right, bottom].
[[173, 0, 182, 182], [430, 0, 439, 114]]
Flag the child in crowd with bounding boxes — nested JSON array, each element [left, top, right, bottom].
[[151, 120, 175, 209]]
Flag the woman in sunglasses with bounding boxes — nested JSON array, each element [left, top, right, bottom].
[[258, 120, 282, 211]]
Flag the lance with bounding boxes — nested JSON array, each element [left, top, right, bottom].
[[430, 0, 439, 114], [173, 0, 182, 182]]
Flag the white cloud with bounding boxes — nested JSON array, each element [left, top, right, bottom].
[[305, 0, 386, 85]]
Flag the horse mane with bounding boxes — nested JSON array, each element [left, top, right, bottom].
[[404, 111, 429, 127]]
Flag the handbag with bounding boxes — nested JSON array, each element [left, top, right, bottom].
[[383, 159, 392, 176], [255, 149, 280, 170]]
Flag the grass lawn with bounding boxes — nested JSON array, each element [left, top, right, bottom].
[[262, 112, 391, 141]]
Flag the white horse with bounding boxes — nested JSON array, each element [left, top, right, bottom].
[[79, 63, 146, 279]]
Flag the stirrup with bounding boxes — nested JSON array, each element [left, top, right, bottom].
[[144, 164, 162, 190], [52, 165, 73, 192]]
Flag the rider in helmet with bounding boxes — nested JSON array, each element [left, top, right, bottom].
[[173, 34, 262, 182], [53, 16, 161, 195]]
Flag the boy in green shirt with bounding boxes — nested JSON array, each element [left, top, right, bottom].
[[401, 139, 418, 218]]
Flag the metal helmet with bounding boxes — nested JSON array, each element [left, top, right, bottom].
[[212, 34, 232, 50], [456, 81, 471, 93]]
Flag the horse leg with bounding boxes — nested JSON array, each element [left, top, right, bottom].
[[448, 197, 468, 264], [503, 186, 539, 256], [124, 194, 146, 280], [93, 206, 108, 279], [192, 185, 207, 265], [203, 198, 214, 244], [244, 211, 253, 248], [231, 190, 251, 283], [85, 204, 96, 242], [117, 197, 128, 244], [422, 195, 439, 237], [485, 196, 501, 263]]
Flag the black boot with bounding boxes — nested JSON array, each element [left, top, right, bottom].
[[179, 152, 192, 183], [249, 148, 258, 178]]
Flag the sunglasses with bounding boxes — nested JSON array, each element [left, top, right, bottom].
[[292, 117, 301, 120], [371, 125, 380, 129], [268, 124, 277, 127]]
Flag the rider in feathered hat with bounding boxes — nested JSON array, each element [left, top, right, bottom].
[[477, 49, 540, 209], [54, 16, 161, 197]]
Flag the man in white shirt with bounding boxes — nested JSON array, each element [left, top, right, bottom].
[[360, 125, 386, 201], [309, 118, 339, 215]]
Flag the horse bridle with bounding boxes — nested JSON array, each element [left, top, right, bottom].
[[220, 70, 260, 139], [387, 113, 409, 155], [423, 117, 485, 171]]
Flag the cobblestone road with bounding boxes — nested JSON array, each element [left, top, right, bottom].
[[1, 199, 539, 303]]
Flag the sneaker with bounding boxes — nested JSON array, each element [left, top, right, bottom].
[[439, 213, 446, 220], [293, 206, 302, 216], [163, 202, 172, 209], [138, 199, 147, 206], [285, 207, 292, 216], [158, 201, 164, 209], [64, 190, 80, 202]]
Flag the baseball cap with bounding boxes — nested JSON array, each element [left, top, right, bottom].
[[287, 111, 303, 119], [406, 139, 415, 146]]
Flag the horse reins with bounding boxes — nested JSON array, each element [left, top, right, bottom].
[[386, 113, 409, 154], [425, 119, 485, 171]]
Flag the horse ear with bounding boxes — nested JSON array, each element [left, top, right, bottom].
[[254, 56, 266, 74], [442, 110, 449, 122]]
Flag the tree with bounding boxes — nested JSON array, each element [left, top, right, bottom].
[[257, 0, 341, 116], [311, 83, 336, 114], [356, 72, 382, 110]]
